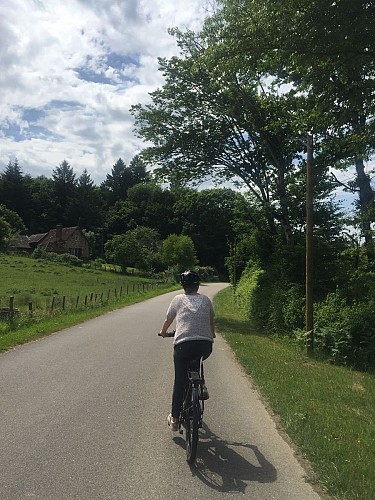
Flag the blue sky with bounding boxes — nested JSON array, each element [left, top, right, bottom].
[[0, 0, 209, 183], [0, 1, 371, 217]]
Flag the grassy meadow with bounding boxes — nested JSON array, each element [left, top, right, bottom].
[[214, 287, 375, 500], [0, 253, 177, 351], [0, 254, 159, 312]]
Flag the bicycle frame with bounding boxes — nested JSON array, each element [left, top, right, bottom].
[[180, 357, 205, 463]]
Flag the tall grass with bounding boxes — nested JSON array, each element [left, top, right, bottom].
[[214, 287, 375, 500]]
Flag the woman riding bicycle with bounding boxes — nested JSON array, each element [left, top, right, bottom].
[[159, 270, 216, 431]]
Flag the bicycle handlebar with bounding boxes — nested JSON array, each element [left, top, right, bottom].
[[158, 331, 175, 337]]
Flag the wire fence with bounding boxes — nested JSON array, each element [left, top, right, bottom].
[[0, 281, 165, 323]]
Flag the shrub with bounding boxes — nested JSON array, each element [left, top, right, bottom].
[[304, 291, 375, 367], [234, 262, 265, 325]]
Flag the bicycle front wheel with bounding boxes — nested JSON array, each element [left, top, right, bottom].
[[185, 387, 199, 464]]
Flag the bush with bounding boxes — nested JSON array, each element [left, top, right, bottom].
[[298, 290, 375, 368], [234, 262, 265, 325], [32, 247, 82, 267]]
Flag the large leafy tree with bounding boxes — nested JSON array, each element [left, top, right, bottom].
[[172, 188, 241, 275], [214, 0, 375, 260], [160, 234, 198, 271], [131, 26, 314, 249], [104, 226, 160, 272]]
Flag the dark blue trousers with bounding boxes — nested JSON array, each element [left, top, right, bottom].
[[172, 340, 212, 418]]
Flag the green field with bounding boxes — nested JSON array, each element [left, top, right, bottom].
[[0, 254, 160, 312], [0, 253, 177, 351]]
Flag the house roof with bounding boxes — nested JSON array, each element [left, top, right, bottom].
[[9, 234, 31, 249], [38, 226, 80, 249], [29, 233, 48, 244]]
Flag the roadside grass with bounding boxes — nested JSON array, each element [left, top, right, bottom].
[[0, 253, 178, 352], [214, 287, 375, 500]]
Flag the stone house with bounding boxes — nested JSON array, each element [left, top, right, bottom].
[[10, 225, 90, 259]]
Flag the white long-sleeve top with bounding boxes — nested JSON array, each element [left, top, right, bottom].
[[166, 293, 214, 345]]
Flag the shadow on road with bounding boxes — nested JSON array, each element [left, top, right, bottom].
[[173, 422, 277, 493]]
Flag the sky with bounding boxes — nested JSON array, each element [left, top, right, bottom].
[[0, 1, 371, 216], [0, 0, 210, 184]]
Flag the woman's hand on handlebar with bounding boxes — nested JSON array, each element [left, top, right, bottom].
[[158, 331, 175, 338]]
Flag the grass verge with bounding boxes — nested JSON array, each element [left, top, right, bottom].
[[214, 287, 375, 500]]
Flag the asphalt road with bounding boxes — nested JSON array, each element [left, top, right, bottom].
[[0, 283, 321, 499]]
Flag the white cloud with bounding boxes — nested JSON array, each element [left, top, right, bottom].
[[0, 0, 208, 183]]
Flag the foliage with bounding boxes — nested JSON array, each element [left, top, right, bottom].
[[0, 204, 27, 249], [101, 156, 150, 205], [32, 246, 83, 267], [236, 255, 375, 368], [172, 188, 240, 275], [234, 261, 264, 320], [312, 284, 375, 368], [159, 234, 198, 271], [104, 226, 161, 272]]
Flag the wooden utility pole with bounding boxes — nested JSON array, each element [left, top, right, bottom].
[[306, 133, 314, 354]]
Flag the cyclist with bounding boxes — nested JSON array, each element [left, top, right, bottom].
[[159, 270, 216, 431]]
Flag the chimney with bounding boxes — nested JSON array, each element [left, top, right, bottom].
[[56, 224, 63, 241]]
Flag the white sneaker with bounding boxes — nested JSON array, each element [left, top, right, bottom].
[[167, 414, 178, 431]]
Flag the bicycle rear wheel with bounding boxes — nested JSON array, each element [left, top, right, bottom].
[[185, 387, 199, 463]]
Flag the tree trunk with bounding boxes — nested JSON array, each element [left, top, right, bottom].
[[356, 157, 374, 262], [277, 160, 294, 249]]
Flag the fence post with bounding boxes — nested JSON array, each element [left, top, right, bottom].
[[76, 296, 80, 307], [9, 296, 14, 321], [28, 301, 33, 317], [51, 296, 55, 312], [62, 296, 66, 310]]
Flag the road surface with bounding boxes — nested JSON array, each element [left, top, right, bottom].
[[0, 283, 321, 499]]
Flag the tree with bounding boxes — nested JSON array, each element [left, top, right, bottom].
[[215, 0, 375, 260], [26, 175, 57, 233], [131, 27, 311, 249], [160, 234, 198, 271], [0, 204, 26, 249], [172, 188, 240, 275], [126, 183, 178, 238], [104, 226, 160, 272], [101, 156, 150, 205], [69, 169, 104, 230], [52, 160, 77, 225], [0, 159, 29, 226]]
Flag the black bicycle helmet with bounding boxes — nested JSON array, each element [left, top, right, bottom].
[[180, 270, 200, 286]]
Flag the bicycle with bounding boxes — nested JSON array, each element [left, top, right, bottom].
[[159, 331, 206, 464]]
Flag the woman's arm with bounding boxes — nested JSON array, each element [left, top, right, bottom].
[[159, 317, 174, 337], [210, 314, 216, 338]]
